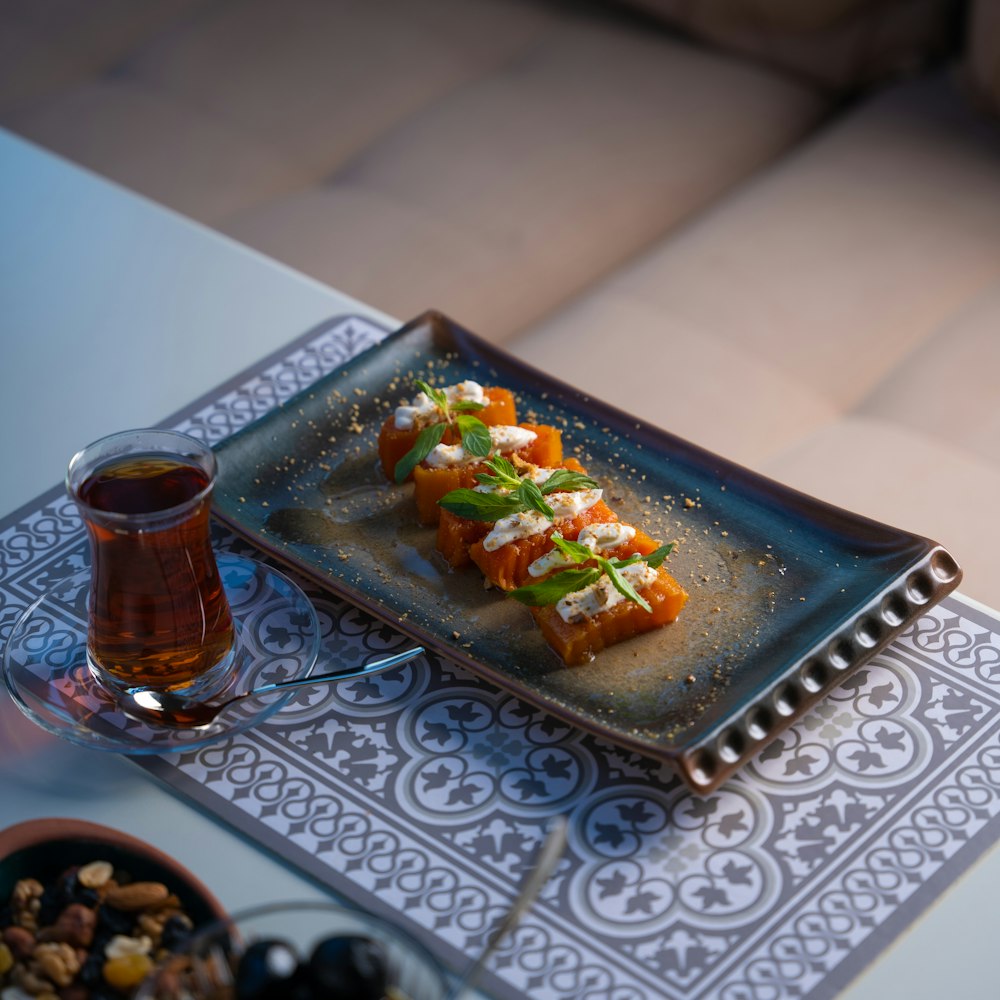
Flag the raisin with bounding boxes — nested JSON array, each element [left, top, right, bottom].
[[80, 951, 106, 988], [160, 915, 193, 952], [96, 905, 134, 938], [38, 885, 68, 925]]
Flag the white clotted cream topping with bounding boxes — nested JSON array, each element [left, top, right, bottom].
[[424, 425, 538, 470], [424, 443, 467, 468], [393, 379, 485, 430], [527, 522, 637, 578], [488, 425, 536, 453], [556, 562, 658, 624], [482, 488, 603, 551]]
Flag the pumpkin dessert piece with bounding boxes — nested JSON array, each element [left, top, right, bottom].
[[439, 456, 657, 588], [469, 499, 652, 591], [378, 378, 517, 483], [437, 456, 592, 570], [413, 423, 563, 526], [505, 518, 662, 590], [510, 536, 687, 666]]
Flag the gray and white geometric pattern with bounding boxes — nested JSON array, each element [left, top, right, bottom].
[[2, 316, 998, 1000]]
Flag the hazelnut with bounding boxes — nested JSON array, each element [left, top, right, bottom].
[[37, 904, 95, 949], [3, 925, 36, 960]]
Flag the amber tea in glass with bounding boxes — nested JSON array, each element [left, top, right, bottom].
[[67, 429, 235, 697]]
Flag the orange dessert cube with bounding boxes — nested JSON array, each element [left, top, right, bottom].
[[436, 457, 590, 570], [530, 567, 688, 666], [413, 423, 563, 526], [378, 385, 516, 482], [469, 500, 620, 591]]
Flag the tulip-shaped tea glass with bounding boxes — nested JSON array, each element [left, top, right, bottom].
[[66, 429, 236, 700], [2, 428, 323, 753]]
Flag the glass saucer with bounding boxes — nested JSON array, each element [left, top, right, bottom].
[[1, 553, 321, 753]]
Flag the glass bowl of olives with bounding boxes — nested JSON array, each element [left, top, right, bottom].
[[136, 900, 448, 1000]]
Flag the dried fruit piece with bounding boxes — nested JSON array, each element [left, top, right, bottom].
[[103, 952, 154, 990], [159, 913, 194, 952]]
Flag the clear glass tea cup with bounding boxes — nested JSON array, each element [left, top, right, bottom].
[[66, 428, 235, 699]]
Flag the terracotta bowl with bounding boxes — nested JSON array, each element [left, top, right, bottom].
[[0, 817, 227, 928]]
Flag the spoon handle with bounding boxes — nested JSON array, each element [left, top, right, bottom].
[[253, 647, 424, 696], [446, 815, 568, 1000]]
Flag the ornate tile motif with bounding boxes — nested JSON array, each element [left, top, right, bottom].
[[2, 316, 998, 1000]]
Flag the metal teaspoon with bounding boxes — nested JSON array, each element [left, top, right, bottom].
[[119, 647, 424, 728]]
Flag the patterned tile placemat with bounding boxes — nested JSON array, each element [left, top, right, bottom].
[[3, 315, 999, 1000]]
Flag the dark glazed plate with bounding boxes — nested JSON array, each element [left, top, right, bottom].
[[211, 311, 962, 793]]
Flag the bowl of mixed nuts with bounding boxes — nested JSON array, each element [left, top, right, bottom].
[[0, 817, 227, 1000]]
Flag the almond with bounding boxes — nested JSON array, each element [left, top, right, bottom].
[[103, 882, 169, 911]]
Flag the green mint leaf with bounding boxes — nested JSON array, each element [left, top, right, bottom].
[[549, 532, 594, 565], [394, 422, 447, 484], [437, 489, 524, 522], [414, 379, 449, 412], [518, 480, 554, 519], [485, 455, 519, 480], [609, 553, 644, 569], [509, 567, 601, 607], [539, 469, 599, 495], [643, 543, 675, 569], [456, 415, 492, 458], [475, 456, 523, 490], [450, 400, 487, 413], [481, 456, 521, 489], [599, 558, 652, 614]]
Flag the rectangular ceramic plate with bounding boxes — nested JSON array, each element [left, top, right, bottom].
[[212, 312, 962, 792]]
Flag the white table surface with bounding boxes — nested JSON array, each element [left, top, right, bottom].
[[1, 128, 996, 999]]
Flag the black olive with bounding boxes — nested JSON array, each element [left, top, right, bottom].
[[281, 965, 319, 1000], [308, 935, 389, 1000], [234, 938, 301, 1000]]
